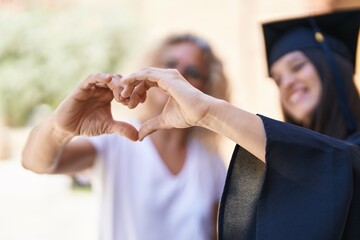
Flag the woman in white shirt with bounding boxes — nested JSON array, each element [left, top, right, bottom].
[[22, 33, 229, 240]]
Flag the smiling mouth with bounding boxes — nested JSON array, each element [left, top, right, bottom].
[[289, 90, 305, 104]]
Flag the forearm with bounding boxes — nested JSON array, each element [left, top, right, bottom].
[[199, 98, 266, 162], [22, 116, 75, 173]]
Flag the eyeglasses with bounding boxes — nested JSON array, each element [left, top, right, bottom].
[[163, 60, 207, 82]]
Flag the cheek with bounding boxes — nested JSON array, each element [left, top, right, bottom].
[[280, 96, 292, 114], [279, 88, 289, 108], [307, 70, 322, 105], [311, 83, 322, 108]]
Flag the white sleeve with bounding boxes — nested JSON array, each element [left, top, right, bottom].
[[87, 135, 112, 162]]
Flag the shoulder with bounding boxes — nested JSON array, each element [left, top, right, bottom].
[[190, 139, 223, 160], [189, 139, 226, 173]]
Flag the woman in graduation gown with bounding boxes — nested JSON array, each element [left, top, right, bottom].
[[115, 9, 360, 239], [251, 9, 360, 239]]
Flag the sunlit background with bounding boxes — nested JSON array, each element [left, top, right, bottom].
[[0, 0, 359, 239]]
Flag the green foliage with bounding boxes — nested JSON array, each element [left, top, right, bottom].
[[0, 3, 135, 126]]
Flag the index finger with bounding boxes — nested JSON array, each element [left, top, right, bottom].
[[120, 67, 160, 98], [121, 67, 187, 98], [80, 73, 112, 91]]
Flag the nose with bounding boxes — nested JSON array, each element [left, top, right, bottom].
[[280, 73, 296, 90]]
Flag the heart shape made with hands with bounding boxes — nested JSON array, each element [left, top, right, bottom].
[[107, 71, 199, 140], [106, 75, 189, 141], [68, 70, 197, 143], [65, 73, 166, 142], [106, 77, 165, 141]]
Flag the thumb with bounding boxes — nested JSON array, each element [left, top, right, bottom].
[[138, 116, 167, 141], [110, 121, 139, 141]]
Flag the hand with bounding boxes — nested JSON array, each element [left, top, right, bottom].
[[117, 67, 213, 140], [52, 73, 138, 141]]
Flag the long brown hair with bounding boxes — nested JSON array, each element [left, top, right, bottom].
[[282, 49, 360, 140]]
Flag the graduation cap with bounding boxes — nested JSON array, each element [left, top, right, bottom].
[[262, 8, 360, 134], [262, 9, 360, 72]]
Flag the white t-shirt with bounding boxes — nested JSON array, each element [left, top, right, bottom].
[[88, 133, 226, 240]]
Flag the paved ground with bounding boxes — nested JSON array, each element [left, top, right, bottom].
[[0, 128, 98, 240]]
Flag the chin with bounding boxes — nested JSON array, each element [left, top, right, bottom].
[[293, 112, 312, 125]]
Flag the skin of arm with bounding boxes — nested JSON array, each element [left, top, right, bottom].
[[212, 203, 220, 240], [22, 117, 96, 174], [118, 67, 266, 162], [22, 74, 138, 174], [201, 97, 266, 162]]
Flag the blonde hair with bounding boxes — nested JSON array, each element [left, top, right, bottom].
[[143, 33, 230, 152]]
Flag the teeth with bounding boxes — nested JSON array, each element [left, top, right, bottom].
[[289, 91, 303, 104]]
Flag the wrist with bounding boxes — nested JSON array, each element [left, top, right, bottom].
[[197, 97, 228, 131], [46, 116, 75, 145]]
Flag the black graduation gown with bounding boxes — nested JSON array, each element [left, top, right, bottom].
[[218, 115, 360, 240]]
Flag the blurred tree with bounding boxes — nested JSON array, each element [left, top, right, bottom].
[[0, 2, 136, 126]]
